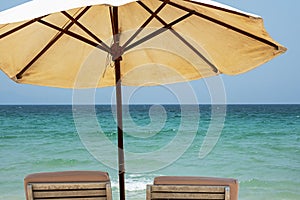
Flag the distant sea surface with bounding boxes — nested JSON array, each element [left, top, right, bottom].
[[0, 105, 299, 200]]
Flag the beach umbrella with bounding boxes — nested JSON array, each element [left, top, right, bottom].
[[0, 0, 286, 199]]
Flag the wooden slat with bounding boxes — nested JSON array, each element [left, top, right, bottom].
[[35, 197, 107, 200], [151, 185, 225, 193], [33, 190, 106, 198], [151, 192, 225, 199], [32, 182, 107, 190]]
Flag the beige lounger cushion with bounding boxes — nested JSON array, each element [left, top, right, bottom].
[[24, 171, 110, 183]]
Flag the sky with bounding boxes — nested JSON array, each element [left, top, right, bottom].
[[0, 0, 298, 105]]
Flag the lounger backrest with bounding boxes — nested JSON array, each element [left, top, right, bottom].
[[146, 176, 238, 200], [147, 184, 230, 200], [24, 171, 112, 200], [26, 181, 112, 200]]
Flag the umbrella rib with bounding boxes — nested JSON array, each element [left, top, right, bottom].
[[165, 1, 280, 50], [61, 11, 111, 52], [37, 20, 108, 52], [0, 16, 46, 39], [109, 7, 118, 37], [122, 1, 168, 49], [170, 29, 218, 73], [136, 1, 219, 73], [16, 7, 90, 79], [124, 12, 193, 52]]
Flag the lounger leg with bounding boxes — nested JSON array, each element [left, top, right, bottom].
[[146, 185, 151, 200], [26, 184, 34, 200]]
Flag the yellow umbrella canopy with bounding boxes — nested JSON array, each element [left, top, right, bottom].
[[0, 0, 286, 88], [0, 1, 286, 200]]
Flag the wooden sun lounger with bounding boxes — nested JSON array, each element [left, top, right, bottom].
[[24, 171, 112, 200], [146, 176, 238, 200]]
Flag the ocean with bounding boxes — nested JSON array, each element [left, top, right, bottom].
[[0, 104, 299, 200]]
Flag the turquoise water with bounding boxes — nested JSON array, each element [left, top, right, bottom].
[[0, 105, 299, 199]]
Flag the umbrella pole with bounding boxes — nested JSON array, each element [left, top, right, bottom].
[[111, 6, 126, 200], [115, 58, 125, 200]]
